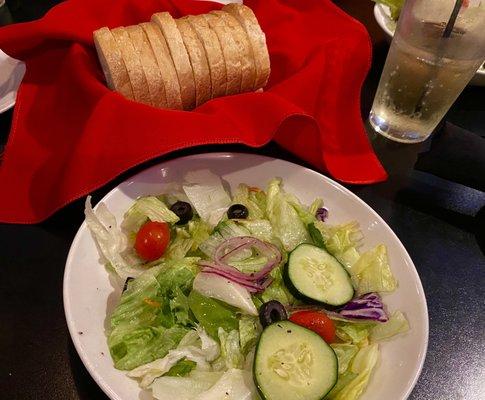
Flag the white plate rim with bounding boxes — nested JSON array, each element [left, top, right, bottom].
[[63, 152, 429, 400]]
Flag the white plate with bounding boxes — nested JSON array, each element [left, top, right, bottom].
[[373, 4, 485, 86], [63, 152, 429, 400], [0, 49, 25, 113]]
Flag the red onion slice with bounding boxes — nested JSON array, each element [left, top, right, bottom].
[[198, 236, 282, 293]]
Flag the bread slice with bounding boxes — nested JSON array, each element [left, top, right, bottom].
[[152, 12, 196, 110], [186, 15, 226, 99], [141, 22, 183, 110], [176, 17, 211, 107], [126, 25, 167, 108], [93, 27, 134, 100], [222, 3, 270, 90], [203, 13, 241, 96], [210, 10, 255, 93], [111, 27, 152, 105]]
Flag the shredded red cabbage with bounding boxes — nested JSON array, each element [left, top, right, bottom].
[[288, 292, 388, 322], [315, 207, 329, 222], [339, 293, 388, 322]]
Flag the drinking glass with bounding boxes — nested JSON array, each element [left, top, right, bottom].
[[370, 0, 485, 143]]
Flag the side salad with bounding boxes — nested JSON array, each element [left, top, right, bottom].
[[85, 170, 409, 400]]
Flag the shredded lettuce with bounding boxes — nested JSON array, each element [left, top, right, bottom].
[[266, 178, 310, 251], [370, 311, 409, 341], [183, 170, 232, 227], [352, 245, 397, 295]]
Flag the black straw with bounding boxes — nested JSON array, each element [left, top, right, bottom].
[[443, 0, 463, 38]]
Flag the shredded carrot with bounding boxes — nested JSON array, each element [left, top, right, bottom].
[[143, 298, 161, 307], [248, 186, 261, 193]]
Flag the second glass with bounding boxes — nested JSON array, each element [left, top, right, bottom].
[[370, 0, 485, 143]]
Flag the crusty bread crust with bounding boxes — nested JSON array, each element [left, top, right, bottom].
[[203, 13, 241, 96], [152, 12, 196, 110], [223, 3, 270, 90], [176, 17, 211, 107], [186, 15, 227, 99], [211, 10, 255, 93], [126, 25, 167, 108], [93, 27, 134, 99], [111, 26, 152, 105], [141, 22, 183, 110]]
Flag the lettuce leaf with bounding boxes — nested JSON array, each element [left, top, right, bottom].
[[266, 178, 310, 251], [196, 369, 257, 400], [331, 343, 359, 374], [314, 220, 363, 268], [217, 328, 244, 370], [121, 196, 179, 235], [84, 196, 144, 279], [285, 193, 322, 225], [370, 311, 409, 341], [232, 184, 266, 219], [165, 359, 197, 377], [352, 245, 397, 295], [235, 219, 273, 242], [188, 290, 239, 339], [108, 258, 199, 370], [238, 315, 262, 355], [334, 320, 376, 345], [127, 327, 220, 387], [164, 227, 193, 260], [258, 264, 295, 306], [327, 344, 379, 400], [187, 219, 212, 251], [152, 372, 223, 400], [182, 170, 232, 227]]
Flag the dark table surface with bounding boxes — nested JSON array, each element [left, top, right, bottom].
[[1, 1, 484, 399]]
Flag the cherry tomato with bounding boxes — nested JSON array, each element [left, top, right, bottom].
[[289, 310, 336, 343], [135, 221, 170, 261]]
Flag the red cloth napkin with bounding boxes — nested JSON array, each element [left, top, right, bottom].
[[0, 0, 386, 224]]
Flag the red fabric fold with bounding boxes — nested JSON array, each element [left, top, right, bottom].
[[0, 0, 386, 224]]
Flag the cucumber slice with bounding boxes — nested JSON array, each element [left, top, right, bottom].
[[254, 321, 337, 400], [286, 244, 354, 306]]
